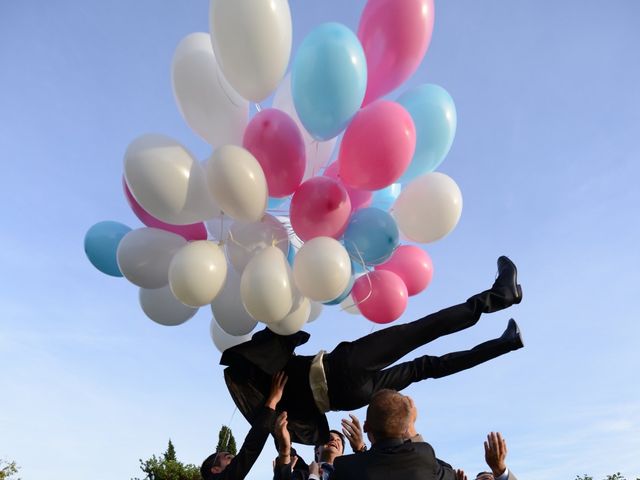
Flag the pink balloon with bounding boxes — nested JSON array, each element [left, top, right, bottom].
[[339, 101, 415, 191], [123, 178, 207, 241], [376, 245, 433, 296], [243, 108, 306, 197], [351, 270, 408, 324], [324, 161, 372, 212], [358, 0, 434, 106], [290, 177, 351, 241]]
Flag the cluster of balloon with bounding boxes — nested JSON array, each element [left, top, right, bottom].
[[84, 0, 461, 353]]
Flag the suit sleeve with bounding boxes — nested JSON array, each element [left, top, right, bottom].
[[273, 447, 309, 480], [218, 406, 276, 480], [435, 457, 457, 480]]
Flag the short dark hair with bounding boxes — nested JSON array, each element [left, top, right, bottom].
[[314, 429, 346, 460], [475, 472, 494, 480], [365, 389, 411, 440], [200, 452, 222, 480]]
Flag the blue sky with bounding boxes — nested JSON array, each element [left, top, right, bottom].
[[1, 1, 639, 479]]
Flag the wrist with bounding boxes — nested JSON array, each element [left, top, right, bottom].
[[355, 443, 367, 452], [491, 466, 506, 477]]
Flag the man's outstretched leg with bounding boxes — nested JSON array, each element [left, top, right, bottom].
[[328, 256, 523, 374], [370, 319, 524, 394]]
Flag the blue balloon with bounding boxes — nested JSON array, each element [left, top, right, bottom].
[[397, 84, 457, 183], [371, 183, 402, 211], [84, 221, 131, 277], [323, 273, 355, 306], [343, 208, 399, 266], [292, 23, 367, 141]]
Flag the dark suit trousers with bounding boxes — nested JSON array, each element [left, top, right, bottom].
[[325, 298, 512, 410]]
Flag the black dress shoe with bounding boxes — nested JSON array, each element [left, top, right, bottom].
[[500, 318, 524, 349], [492, 256, 523, 305]]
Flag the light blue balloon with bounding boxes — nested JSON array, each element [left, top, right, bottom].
[[84, 221, 131, 277], [397, 84, 457, 183], [371, 183, 402, 211], [323, 273, 355, 306], [343, 208, 399, 266], [292, 23, 367, 141]]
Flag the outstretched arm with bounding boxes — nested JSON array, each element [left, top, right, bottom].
[[220, 372, 288, 480]]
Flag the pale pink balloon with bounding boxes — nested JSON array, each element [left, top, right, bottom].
[[123, 178, 207, 241], [324, 161, 372, 212], [290, 177, 351, 241], [358, 0, 434, 106], [339, 101, 415, 191], [376, 245, 433, 296], [351, 270, 408, 324], [243, 108, 306, 197]]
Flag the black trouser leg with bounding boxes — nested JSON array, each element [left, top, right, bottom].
[[329, 300, 482, 373], [370, 334, 519, 393]]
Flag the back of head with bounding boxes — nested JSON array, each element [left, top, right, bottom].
[[365, 389, 412, 441], [200, 453, 218, 480]]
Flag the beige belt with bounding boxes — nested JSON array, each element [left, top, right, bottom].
[[309, 350, 330, 413]]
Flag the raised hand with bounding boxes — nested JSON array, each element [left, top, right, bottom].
[[266, 371, 288, 409], [275, 411, 293, 465], [341, 413, 366, 452], [484, 431, 507, 477], [455, 469, 468, 480]]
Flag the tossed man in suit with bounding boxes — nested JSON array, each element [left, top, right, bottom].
[[222, 257, 524, 446]]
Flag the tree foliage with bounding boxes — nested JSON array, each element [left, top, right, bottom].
[[216, 425, 237, 455], [133, 439, 200, 480], [0, 459, 20, 480]]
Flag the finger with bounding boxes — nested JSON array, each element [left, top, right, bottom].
[[341, 427, 351, 438], [484, 440, 489, 455], [349, 413, 360, 426]]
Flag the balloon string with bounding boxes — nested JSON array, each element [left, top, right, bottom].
[[255, 103, 262, 113], [339, 243, 373, 312], [218, 213, 226, 246]]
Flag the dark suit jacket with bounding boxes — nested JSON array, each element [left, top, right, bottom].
[[221, 328, 330, 445], [330, 439, 456, 480]]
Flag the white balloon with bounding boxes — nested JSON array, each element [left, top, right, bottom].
[[307, 301, 323, 323], [117, 228, 186, 288], [211, 268, 258, 336], [210, 318, 252, 353], [226, 214, 289, 273], [139, 285, 198, 326], [172, 32, 249, 147], [272, 74, 337, 180], [392, 173, 463, 243], [169, 241, 228, 307], [268, 294, 310, 335], [205, 145, 268, 222], [209, 0, 292, 102], [240, 246, 293, 324], [293, 237, 351, 302], [340, 296, 361, 315], [124, 134, 219, 225]]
